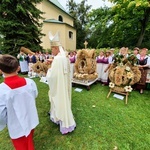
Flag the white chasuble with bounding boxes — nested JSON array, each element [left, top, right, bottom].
[[46, 53, 76, 134]]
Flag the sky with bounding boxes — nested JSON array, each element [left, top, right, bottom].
[[59, 0, 113, 10]]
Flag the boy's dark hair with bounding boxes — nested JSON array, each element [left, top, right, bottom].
[[0, 54, 19, 73]]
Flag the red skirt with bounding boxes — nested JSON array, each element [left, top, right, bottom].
[[11, 129, 35, 150]]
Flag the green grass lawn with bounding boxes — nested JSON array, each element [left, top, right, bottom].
[[0, 76, 150, 150]]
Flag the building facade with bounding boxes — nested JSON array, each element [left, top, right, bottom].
[[36, 0, 76, 51]]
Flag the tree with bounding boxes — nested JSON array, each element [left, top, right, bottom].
[[67, 0, 92, 49], [0, 0, 44, 55], [109, 0, 150, 47], [87, 0, 150, 49], [87, 7, 113, 48]]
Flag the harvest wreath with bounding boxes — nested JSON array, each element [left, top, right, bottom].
[[107, 54, 141, 104]]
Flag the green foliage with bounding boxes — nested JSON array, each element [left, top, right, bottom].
[[0, 0, 45, 56], [113, 53, 138, 66], [110, 0, 150, 47], [87, 7, 113, 48], [87, 0, 150, 49], [0, 75, 150, 149]]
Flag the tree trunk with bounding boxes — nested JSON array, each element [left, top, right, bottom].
[[136, 27, 145, 47], [136, 8, 150, 47]]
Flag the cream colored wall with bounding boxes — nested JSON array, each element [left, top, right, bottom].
[[65, 26, 76, 51], [41, 23, 76, 51], [37, 0, 74, 26], [36, 0, 76, 51]]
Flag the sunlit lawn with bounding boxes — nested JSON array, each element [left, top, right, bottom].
[[0, 75, 150, 150]]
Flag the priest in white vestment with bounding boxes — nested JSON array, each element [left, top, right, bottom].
[[46, 32, 76, 134]]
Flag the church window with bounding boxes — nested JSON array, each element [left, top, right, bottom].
[[58, 15, 63, 22], [69, 31, 73, 39]]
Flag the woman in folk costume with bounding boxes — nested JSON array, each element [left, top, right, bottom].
[[136, 48, 150, 93], [46, 31, 76, 134], [17, 51, 28, 74], [133, 47, 140, 58], [69, 51, 76, 79], [96, 50, 105, 81], [101, 50, 112, 85], [119, 47, 129, 59], [26, 53, 37, 77]]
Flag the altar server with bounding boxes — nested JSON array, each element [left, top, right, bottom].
[[0, 54, 39, 150]]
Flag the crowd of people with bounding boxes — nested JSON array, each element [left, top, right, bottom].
[[17, 50, 54, 75], [0, 45, 150, 149], [0, 35, 76, 149], [68, 47, 150, 94]]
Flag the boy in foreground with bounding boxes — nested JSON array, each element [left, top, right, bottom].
[[0, 54, 39, 150]]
